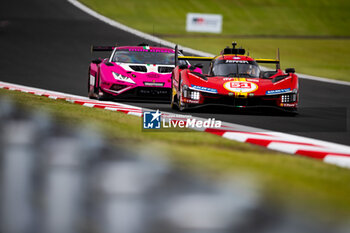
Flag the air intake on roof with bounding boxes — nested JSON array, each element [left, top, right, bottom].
[[220, 42, 245, 55]]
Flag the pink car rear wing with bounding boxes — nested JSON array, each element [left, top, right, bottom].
[[91, 45, 116, 52]]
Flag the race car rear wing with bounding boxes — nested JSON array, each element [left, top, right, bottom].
[[91, 45, 116, 53], [255, 59, 280, 70], [178, 56, 214, 61], [175, 45, 214, 66], [256, 48, 281, 70], [175, 44, 281, 70]]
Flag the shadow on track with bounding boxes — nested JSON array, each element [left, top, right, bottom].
[[178, 105, 299, 117]]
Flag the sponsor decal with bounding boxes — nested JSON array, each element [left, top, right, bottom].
[[280, 103, 297, 107], [128, 48, 174, 53], [112, 72, 135, 84], [143, 110, 161, 129], [246, 78, 259, 82], [191, 85, 218, 94], [140, 89, 168, 95], [183, 99, 200, 104], [223, 81, 258, 93], [144, 82, 164, 87], [147, 73, 160, 78], [233, 57, 241, 60], [266, 88, 291, 95], [225, 60, 249, 64]]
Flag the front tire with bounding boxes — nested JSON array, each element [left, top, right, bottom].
[[177, 87, 186, 111], [171, 87, 178, 110], [89, 70, 108, 101]]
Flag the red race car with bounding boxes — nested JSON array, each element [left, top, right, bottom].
[[171, 42, 298, 113]]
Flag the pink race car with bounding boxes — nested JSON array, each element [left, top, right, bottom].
[[88, 44, 187, 100]]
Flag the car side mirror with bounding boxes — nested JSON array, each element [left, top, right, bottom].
[[194, 63, 203, 68], [105, 62, 114, 66], [285, 68, 295, 73], [92, 59, 102, 64]]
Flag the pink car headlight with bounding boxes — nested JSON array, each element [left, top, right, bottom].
[[112, 72, 135, 84]]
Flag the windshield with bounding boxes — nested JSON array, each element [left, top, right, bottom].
[[211, 60, 260, 78], [112, 49, 177, 65]]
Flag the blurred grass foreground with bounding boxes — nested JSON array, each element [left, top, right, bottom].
[[1, 94, 350, 233]]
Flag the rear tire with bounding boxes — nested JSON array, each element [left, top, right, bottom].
[[171, 97, 177, 110], [88, 69, 97, 99]]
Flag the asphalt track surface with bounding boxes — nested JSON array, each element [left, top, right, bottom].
[[1, 0, 350, 146]]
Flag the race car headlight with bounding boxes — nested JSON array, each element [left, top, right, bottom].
[[112, 72, 127, 80], [281, 94, 297, 103], [190, 91, 200, 100], [182, 85, 200, 100], [112, 72, 136, 84], [281, 95, 289, 103]]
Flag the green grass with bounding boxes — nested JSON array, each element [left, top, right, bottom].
[[78, 0, 350, 81], [2, 88, 350, 222], [80, 0, 350, 36]]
